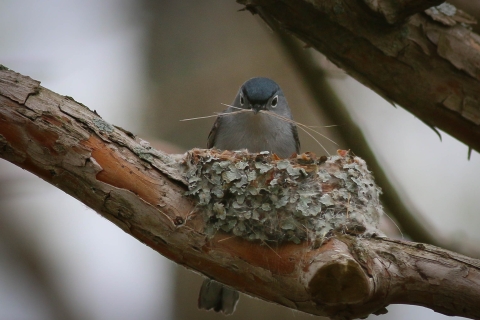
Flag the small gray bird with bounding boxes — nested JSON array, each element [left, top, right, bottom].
[[207, 77, 300, 158], [198, 77, 300, 314]]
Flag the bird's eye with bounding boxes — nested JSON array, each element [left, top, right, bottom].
[[271, 95, 278, 108], [240, 94, 245, 106]]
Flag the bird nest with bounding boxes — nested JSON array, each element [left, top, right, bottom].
[[183, 149, 384, 245]]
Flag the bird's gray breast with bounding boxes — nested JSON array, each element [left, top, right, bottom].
[[213, 111, 297, 158]]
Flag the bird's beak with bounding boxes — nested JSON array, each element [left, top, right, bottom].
[[252, 104, 265, 114]]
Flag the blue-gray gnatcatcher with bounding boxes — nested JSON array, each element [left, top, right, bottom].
[[198, 77, 300, 314], [207, 77, 300, 158]]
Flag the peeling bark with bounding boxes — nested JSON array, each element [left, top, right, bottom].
[[238, 0, 480, 154], [363, 0, 444, 24], [2, 68, 480, 319]]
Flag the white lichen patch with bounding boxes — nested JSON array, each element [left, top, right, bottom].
[[429, 3, 457, 17], [183, 149, 384, 245], [425, 3, 476, 27]]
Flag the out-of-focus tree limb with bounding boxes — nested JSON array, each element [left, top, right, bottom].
[[237, 0, 480, 154], [0, 212, 88, 320], [2, 68, 480, 319]]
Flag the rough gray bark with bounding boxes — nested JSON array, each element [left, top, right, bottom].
[[237, 0, 480, 154], [1, 68, 480, 319]]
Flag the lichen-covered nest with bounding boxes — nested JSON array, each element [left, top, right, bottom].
[[183, 149, 383, 245]]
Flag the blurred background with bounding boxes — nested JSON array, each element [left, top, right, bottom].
[[1, 0, 479, 319]]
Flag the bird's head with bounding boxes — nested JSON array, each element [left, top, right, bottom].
[[234, 77, 288, 115]]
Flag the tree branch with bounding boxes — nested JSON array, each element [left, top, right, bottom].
[[2, 67, 480, 319], [238, 0, 480, 154]]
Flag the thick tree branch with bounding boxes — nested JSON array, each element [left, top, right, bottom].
[[238, 0, 480, 154], [2, 68, 480, 319]]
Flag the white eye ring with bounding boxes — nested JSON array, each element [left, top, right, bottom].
[[271, 95, 278, 108], [240, 94, 245, 106]]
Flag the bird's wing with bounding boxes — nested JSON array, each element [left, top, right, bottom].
[[207, 116, 221, 148], [291, 124, 301, 153]]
